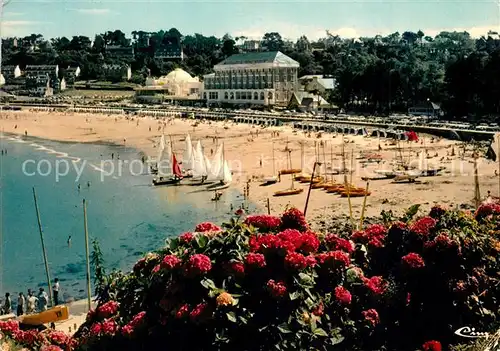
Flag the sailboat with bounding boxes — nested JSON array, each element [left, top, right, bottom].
[[153, 152, 183, 186], [262, 141, 278, 185], [274, 150, 304, 196], [182, 134, 194, 178], [151, 134, 166, 175], [191, 140, 208, 180], [206, 143, 232, 190]]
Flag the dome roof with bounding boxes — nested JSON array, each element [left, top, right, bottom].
[[164, 68, 198, 83]]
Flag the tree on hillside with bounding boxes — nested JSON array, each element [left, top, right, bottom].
[[262, 32, 284, 51]]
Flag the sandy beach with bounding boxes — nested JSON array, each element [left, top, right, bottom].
[[1, 109, 498, 223]]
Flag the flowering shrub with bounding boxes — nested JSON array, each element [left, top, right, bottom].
[[60, 206, 499, 350]]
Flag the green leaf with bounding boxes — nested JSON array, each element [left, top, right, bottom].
[[168, 238, 179, 250], [200, 278, 217, 290], [226, 312, 237, 323], [299, 273, 313, 284], [314, 328, 328, 337], [403, 204, 421, 222], [305, 297, 315, 309], [277, 323, 292, 333], [330, 335, 345, 345], [239, 316, 248, 324], [195, 234, 209, 248], [289, 291, 301, 300]]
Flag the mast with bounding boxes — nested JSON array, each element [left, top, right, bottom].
[[272, 141, 275, 176], [330, 142, 334, 183]]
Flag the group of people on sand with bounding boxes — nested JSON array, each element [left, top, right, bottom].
[[1, 279, 61, 316]]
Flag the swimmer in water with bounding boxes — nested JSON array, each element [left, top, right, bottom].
[[67, 236, 72, 248], [77, 184, 81, 191], [87, 181, 91, 188]]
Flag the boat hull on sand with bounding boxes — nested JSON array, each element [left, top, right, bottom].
[[19, 306, 69, 325], [153, 177, 182, 186], [280, 169, 302, 175], [274, 188, 304, 197]]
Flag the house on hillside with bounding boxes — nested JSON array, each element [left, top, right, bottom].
[[102, 64, 132, 81], [239, 40, 261, 52], [154, 43, 184, 60], [105, 45, 135, 60], [25, 74, 53, 97], [64, 66, 81, 85], [1, 65, 22, 84], [24, 65, 65, 93]]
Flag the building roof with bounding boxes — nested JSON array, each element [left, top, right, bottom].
[[217, 51, 299, 66], [102, 64, 130, 69], [291, 91, 329, 106], [299, 75, 337, 90], [25, 65, 58, 70], [164, 68, 198, 83]]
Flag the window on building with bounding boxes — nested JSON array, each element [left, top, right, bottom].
[[254, 92, 258, 100], [260, 92, 264, 100], [224, 92, 229, 100], [230, 92, 234, 99], [268, 92, 273, 100], [203, 92, 207, 99], [236, 92, 241, 100]]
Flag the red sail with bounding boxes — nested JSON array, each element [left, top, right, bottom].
[[172, 153, 183, 178]]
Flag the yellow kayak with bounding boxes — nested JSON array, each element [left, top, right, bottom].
[[19, 305, 69, 325]]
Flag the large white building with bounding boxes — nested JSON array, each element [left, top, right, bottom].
[[136, 68, 202, 103], [202, 51, 300, 107]]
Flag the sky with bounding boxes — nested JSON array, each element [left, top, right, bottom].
[[1, 0, 499, 40]]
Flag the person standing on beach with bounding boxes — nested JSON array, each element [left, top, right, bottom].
[[27, 290, 37, 313], [38, 288, 48, 311], [67, 235, 72, 248], [2, 293, 12, 314], [17, 293, 25, 316], [53, 278, 60, 305]]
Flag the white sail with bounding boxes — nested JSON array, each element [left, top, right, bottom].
[[207, 144, 223, 181], [158, 142, 173, 177], [204, 155, 212, 172], [192, 141, 207, 178], [156, 135, 165, 161], [223, 160, 232, 183], [182, 134, 193, 169]]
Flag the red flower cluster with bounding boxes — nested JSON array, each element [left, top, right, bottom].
[[175, 304, 190, 319], [179, 232, 195, 244], [102, 318, 118, 336], [284, 252, 314, 270], [189, 302, 210, 322], [122, 311, 146, 338], [422, 340, 442, 351], [410, 217, 437, 236], [316, 250, 350, 270], [424, 233, 458, 251], [249, 229, 320, 255], [267, 279, 287, 298], [97, 300, 119, 319], [245, 253, 267, 268], [475, 203, 500, 220], [363, 276, 387, 295], [312, 302, 324, 316], [46, 330, 71, 347], [244, 215, 282, 231], [334, 286, 352, 305], [362, 309, 380, 327], [325, 234, 354, 253], [41, 346, 64, 351], [281, 207, 308, 232], [401, 252, 425, 269], [351, 224, 387, 248], [185, 254, 212, 276], [430, 205, 447, 219], [224, 261, 245, 277], [161, 254, 182, 270], [0, 319, 19, 335], [195, 222, 221, 233]]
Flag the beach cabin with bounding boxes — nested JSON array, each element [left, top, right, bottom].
[[102, 64, 132, 82]]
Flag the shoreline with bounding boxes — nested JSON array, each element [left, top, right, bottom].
[[1, 109, 499, 222]]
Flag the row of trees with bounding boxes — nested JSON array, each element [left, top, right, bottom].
[[3, 28, 500, 118]]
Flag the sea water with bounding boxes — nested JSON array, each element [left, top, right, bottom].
[[0, 134, 251, 300]]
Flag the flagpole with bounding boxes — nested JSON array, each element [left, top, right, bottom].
[[33, 187, 54, 307], [83, 199, 92, 311]]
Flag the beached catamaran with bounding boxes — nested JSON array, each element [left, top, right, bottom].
[[182, 134, 194, 178], [153, 142, 183, 186], [205, 143, 232, 191]]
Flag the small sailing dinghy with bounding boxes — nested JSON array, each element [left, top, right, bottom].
[[153, 153, 183, 186], [151, 134, 166, 175], [262, 141, 279, 185], [181, 134, 194, 178], [206, 160, 232, 191]]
